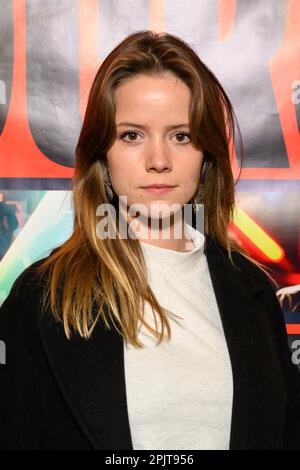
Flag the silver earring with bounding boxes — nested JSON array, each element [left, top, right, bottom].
[[101, 162, 114, 201], [192, 183, 204, 213], [104, 177, 114, 201]]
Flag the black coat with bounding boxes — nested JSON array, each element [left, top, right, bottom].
[[0, 235, 300, 450]]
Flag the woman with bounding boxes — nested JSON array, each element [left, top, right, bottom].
[[0, 30, 299, 450]]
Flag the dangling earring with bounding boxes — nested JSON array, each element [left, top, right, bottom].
[[101, 161, 114, 201], [192, 183, 204, 213], [104, 177, 114, 201]]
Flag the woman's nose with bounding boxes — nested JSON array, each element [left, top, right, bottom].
[[144, 139, 172, 172]]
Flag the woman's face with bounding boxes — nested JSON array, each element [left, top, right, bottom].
[[106, 71, 204, 220]]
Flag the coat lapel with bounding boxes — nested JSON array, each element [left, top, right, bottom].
[[38, 235, 284, 450], [204, 236, 285, 449], [38, 302, 134, 450]]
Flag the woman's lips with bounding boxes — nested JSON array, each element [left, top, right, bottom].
[[142, 186, 175, 194]]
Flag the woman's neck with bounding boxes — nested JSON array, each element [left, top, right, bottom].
[[128, 216, 195, 252]]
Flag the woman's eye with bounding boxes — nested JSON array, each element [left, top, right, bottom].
[[120, 131, 140, 144], [174, 132, 191, 145], [119, 131, 191, 145]]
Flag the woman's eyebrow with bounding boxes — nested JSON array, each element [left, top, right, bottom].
[[116, 122, 190, 130]]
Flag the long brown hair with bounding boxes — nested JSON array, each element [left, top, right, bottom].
[[35, 30, 276, 347]]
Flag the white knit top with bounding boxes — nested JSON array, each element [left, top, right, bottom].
[[123, 223, 233, 450]]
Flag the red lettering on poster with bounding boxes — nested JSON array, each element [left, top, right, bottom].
[[79, 0, 101, 120], [0, 0, 73, 178], [230, 0, 300, 180], [0, 0, 299, 179], [218, 0, 237, 42]]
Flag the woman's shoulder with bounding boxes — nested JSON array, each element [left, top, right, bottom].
[[0, 254, 52, 327], [9, 257, 50, 299], [207, 235, 276, 294], [231, 249, 277, 295]]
